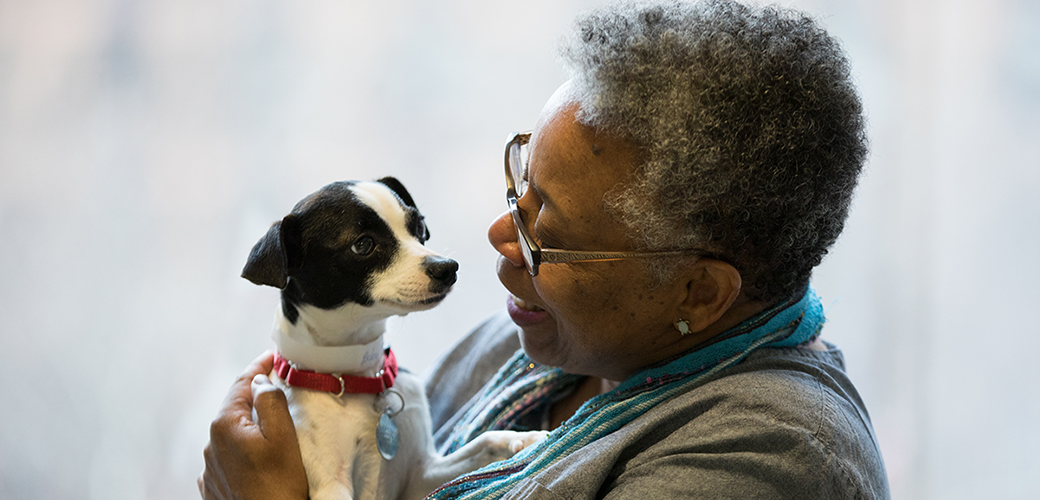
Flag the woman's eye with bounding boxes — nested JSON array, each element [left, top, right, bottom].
[[351, 236, 375, 256]]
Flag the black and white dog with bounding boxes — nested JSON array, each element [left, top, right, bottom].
[[242, 177, 544, 500]]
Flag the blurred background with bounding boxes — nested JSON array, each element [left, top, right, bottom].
[[1, 0, 1038, 498]]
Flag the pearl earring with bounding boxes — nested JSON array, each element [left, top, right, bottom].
[[674, 319, 691, 336]]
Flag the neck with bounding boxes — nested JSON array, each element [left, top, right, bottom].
[[549, 377, 621, 429], [274, 301, 396, 375], [279, 301, 396, 346]]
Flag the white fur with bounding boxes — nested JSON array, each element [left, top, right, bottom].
[[352, 182, 445, 308], [268, 181, 546, 500]]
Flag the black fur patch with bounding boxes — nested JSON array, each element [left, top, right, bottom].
[[244, 180, 407, 323]]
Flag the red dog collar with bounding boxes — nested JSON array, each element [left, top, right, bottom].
[[273, 348, 398, 395]]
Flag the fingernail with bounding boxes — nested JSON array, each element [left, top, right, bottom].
[[252, 374, 271, 386]]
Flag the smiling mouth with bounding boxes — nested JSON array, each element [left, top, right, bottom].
[[511, 295, 544, 312]]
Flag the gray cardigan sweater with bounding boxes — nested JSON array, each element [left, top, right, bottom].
[[424, 311, 890, 499]]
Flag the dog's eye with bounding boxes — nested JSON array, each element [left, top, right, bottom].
[[415, 216, 429, 244], [351, 236, 375, 256]]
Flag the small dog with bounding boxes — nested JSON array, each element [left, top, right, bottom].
[[242, 177, 544, 500]]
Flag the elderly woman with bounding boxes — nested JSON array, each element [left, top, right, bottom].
[[200, 1, 889, 498]]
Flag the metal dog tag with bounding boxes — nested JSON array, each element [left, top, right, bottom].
[[376, 407, 399, 460]]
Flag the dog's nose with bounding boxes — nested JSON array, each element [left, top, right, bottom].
[[424, 256, 459, 288]]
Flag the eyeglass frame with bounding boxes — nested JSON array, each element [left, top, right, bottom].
[[504, 131, 705, 276]]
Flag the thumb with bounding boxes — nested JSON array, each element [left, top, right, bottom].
[[251, 374, 298, 446]]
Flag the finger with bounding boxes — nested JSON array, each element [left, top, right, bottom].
[[252, 373, 272, 390], [252, 378, 298, 446], [243, 350, 276, 380], [218, 351, 277, 418]]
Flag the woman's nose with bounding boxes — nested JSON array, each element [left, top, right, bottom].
[[488, 211, 525, 269]]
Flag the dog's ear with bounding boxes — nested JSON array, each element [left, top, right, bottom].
[[241, 214, 303, 288], [377, 176, 417, 209], [377, 176, 430, 241]]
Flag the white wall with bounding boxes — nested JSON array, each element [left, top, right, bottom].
[[0, 0, 1037, 498]]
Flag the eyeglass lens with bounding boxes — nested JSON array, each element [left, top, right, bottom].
[[507, 139, 536, 275], [509, 141, 529, 198]]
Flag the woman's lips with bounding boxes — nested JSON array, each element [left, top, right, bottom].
[[505, 294, 549, 327]]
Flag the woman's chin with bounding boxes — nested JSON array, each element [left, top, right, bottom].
[[516, 327, 561, 368], [506, 295, 573, 370]]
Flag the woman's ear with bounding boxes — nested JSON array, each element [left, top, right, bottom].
[[676, 259, 742, 334]]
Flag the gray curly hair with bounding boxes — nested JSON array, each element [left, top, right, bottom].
[[559, 0, 867, 303]]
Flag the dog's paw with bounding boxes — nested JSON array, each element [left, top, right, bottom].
[[507, 430, 549, 454], [474, 430, 549, 461]]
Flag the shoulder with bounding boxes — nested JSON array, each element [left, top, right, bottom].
[[526, 345, 890, 500]]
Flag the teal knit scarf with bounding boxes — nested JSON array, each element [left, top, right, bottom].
[[427, 286, 825, 500]]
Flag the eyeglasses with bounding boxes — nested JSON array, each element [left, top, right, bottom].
[[504, 131, 704, 276]]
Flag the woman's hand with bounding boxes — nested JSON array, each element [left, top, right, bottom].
[[198, 351, 309, 500]]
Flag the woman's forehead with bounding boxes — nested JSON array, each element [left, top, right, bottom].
[[531, 103, 638, 187], [529, 102, 640, 246]]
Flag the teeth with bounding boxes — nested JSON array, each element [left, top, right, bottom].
[[512, 295, 544, 312]]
